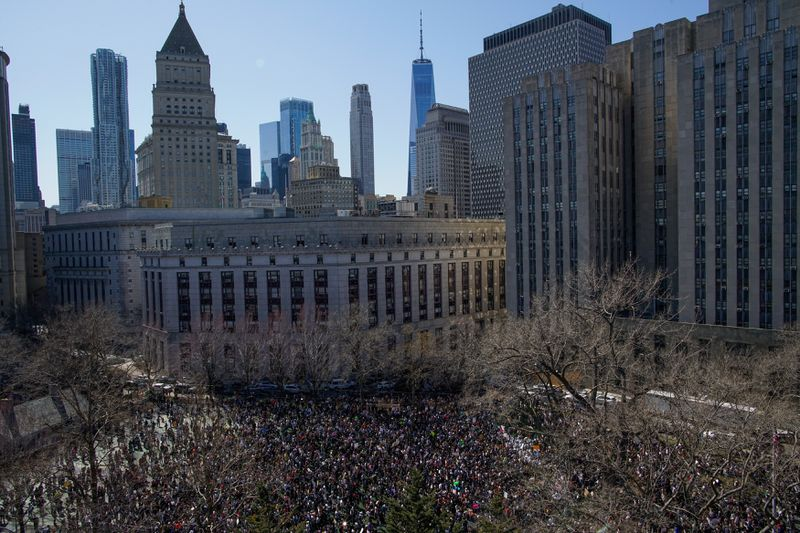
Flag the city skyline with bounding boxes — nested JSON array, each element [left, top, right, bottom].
[[1, 0, 706, 207]]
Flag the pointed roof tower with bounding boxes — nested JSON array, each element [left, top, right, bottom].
[[160, 1, 205, 56]]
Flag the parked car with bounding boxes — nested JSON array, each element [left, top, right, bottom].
[[326, 378, 356, 390], [247, 381, 279, 395], [283, 383, 302, 394], [374, 380, 397, 392]]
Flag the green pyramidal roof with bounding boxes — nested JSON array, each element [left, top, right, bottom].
[[160, 2, 205, 56]]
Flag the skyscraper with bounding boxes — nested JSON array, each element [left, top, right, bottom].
[[236, 143, 251, 193], [56, 129, 93, 213], [415, 104, 471, 218], [469, 4, 611, 219], [258, 120, 280, 188], [128, 129, 137, 203], [672, 0, 799, 329], [504, 65, 625, 316], [280, 98, 314, 158], [300, 110, 337, 180], [408, 12, 436, 197], [350, 84, 375, 195], [136, 1, 219, 208], [11, 104, 41, 207], [0, 49, 17, 316], [91, 48, 131, 208]]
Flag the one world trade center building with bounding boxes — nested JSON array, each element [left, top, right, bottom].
[[407, 12, 435, 197]]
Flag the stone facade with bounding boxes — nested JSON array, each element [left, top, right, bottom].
[[504, 63, 626, 316], [137, 216, 506, 372], [416, 104, 471, 218], [136, 3, 219, 208]]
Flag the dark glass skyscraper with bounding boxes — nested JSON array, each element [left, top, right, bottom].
[[11, 104, 41, 206], [407, 12, 435, 196], [469, 4, 611, 218], [91, 48, 132, 208], [56, 129, 93, 213], [236, 143, 251, 192], [279, 98, 314, 158]]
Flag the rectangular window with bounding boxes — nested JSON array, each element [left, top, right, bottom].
[[314, 270, 329, 323], [367, 267, 378, 327], [474, 262, 483, 313], [348, 268, 359, 311], [487, 260, 495, 311], [447, 263, 456, 315], [499, 260, 506, 309], [296, 234, 305, 247], [221, 271, 235, 331], [402, 265, 412, 323], [418, 265, 428, 321], [199, 271, 213, 330], [461, 262, 470, 314], [178, 272, 191, 332], [244, 271, 258, 324], [433, 264, 442, 318], [385, 266, 396, 323], [267, 271, 281, 327], [290, 270, 304, 326]]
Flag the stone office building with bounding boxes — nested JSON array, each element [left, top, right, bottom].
[[137, 216, 506, 372], [676, 0, 800, 329], [43, 208, 274, 324], [504, 63, 625, 316]]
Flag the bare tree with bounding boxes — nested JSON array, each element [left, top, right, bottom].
[[333, 311, 389, 399], [25, 307, 135, 513], [294, 320, 340, 394]]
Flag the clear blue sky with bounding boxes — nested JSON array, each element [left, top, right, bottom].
[[1, 0, 706, 207]]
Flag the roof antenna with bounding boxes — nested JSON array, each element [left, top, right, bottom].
[[180, 0, 185, 13], [419, 10, 424, 60]]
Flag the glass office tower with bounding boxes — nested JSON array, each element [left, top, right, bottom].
[[11, 104, 41, 206], [279, 98, 314, 158], [91, 48, 132, 208], [407, 14, 435, 196]]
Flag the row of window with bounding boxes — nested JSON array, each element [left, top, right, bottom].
[[167, 262, 507, 333], [182, 231, 504, 250]]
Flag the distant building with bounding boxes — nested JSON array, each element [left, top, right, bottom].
[[0, 50, 17, 317], [299, 110, 337, 179], [416, 104, 470, 218], [91, 48, 132, 208], [236, 143, 251, 194], [469, 4, 611, 218], [11, 104, 42, 207], [138, 195, 173, 208], [137, 2, 220, 208], [350, 84, 375, 195], [289, 165, 357, 217], [43, 208, 280, 324], [216, 124, 239, 208], [240, 188, 282, 209], [258, 121, 280, 188], [279, 98, 314, 157], [408, 12, 436, 197], [56, 129, 93, 214], [407, 190, 455, 219], [270, 153, 292, 201]]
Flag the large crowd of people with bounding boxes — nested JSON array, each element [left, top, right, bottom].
[[1, 396, 531, 532]]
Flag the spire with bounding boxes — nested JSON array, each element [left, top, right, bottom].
[[419, 10, 424, 60], [160, 1, 205, 56]]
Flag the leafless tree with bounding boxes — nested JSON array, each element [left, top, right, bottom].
[[24, 307, 135, 514], [333, 311, 389, 399]]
